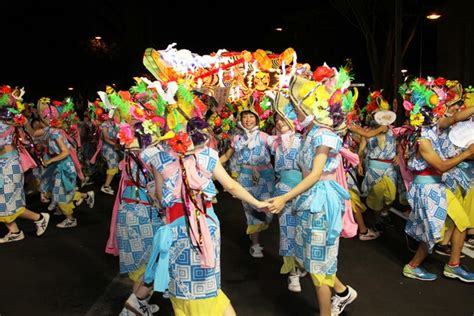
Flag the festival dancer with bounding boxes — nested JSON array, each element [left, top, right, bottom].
[[268, 93, 306, 292], [358, 91, 399, 229], [34, 98, 95, 228], [0, 86, 50, 243], [133, 55, 270, 315], [267, 66, 359, 316], [400, 77, 474, 282], [219, 97, 275, 258]]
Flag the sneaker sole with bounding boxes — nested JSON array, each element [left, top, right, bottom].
[[124, 303, 144, 316], [443, 271, 474, 283], [334, 290, 358, 314], [402, 271, 437, 281], [288, 286, 302, 293], [249, 250, 264, 258], [434, 250, 451, 257]]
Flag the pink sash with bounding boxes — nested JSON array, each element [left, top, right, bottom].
[[105, 159, 126, 256], [338, 147, 358, 238], [19, 145, 37, 172], [161, 150, 216, 268]]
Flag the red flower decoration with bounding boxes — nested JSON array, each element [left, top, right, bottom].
[[417, 78, 427, 85], [52, 100, 62, 106], [168, 131, 192, 155], [0, 85, 12, 94], [366, 102, 378, 113], [312, 66, 335, 82], [50, 118, 62, 128], [433, 104, 446, 117], [14, 114, 26, 125], [434, 77, 446, 86]]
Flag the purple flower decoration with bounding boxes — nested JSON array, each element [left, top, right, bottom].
[[187, 117, 209, 146]]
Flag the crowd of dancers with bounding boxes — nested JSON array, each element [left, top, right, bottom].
[[1, 45, 473, 316]]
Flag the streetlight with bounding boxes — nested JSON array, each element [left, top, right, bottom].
[[68, 87, 74, 91], [275, 27, 283, 32], [426, 13, 441, 20], [94, 36, 102, 40]]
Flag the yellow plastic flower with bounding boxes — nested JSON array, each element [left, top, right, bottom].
[[410, 113, 424, 127], [143, 120, 158, 135]]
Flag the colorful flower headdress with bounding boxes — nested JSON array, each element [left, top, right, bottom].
[[0, 85, 28, 125], [399, 76, 447, 128], [463, 85, 474, 108], [288, 63, 357, 132]]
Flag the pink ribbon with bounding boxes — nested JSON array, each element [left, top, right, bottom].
[[105, 159, 126, 256], [338, 147, 358, 238]]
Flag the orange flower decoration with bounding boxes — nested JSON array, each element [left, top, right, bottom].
[[168, 131, 192, 155]]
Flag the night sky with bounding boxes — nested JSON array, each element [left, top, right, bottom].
[[2, 0, 444, 109]]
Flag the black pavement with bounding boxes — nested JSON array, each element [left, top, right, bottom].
[[1, 182, 473, 316]]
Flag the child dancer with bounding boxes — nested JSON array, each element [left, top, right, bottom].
[[0, 86, 50, 243], [268, 67, 358, 316], [400, 77, 474, 282], [220, 100, 274, 258]]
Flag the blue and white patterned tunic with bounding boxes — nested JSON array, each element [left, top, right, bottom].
[[116, 157, 163, 275], [41, 128, 77, 204], [100, 120, 119, 169], [438, 127, 472, 193], [405, 126, 448, 252], [0, 122, 25, 220], [361, 128, 398, 198], [294, 126, 349, 276], [268, 133, 303, 257], [141, 145, 222, 300], [232, 131, 274, 226]]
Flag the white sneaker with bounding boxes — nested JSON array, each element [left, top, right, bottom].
[[288, 274, 302, 292], [56, 218, 77, 229], [86, 191, 95, 208], [249, 244, 264, 258], [101, 185, 114, 195], [124, 293, 158, 315], [331, 285, 358, 315], [0, 231, 25, 243], [359, 228, 380, 241], [297, 267, 308, 278], [81, 176, 94, 188], [34, 213, 50, 236], [47, 201, 57, 211]]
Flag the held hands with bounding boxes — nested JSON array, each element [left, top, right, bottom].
[[264, 196, 287, 214]]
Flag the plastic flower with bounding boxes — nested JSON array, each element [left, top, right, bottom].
[[14, 114, 26, 125], [403, 100, 414, 111], [410, 113, 424, 127], [433, 104, 446, 117], [434, 77, 446, 86], [118, 123, 134, 145], [312, 65, 335, 82], [142, 119, 159, 135], [168, 131, 192, 155]]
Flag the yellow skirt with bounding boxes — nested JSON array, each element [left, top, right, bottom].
[[310, 273, 336, 287], [350, 189, 367, 213], [170, 290, 231, 316], [440, 188, 471, 240], [463, 186, 474, 227], [366, 175, 396, 211], [246, 223, 269, 234], [0, 206, 26, 223]]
